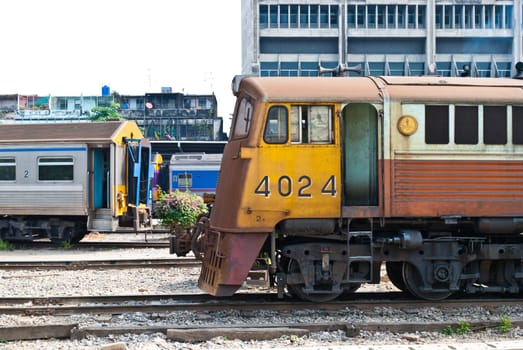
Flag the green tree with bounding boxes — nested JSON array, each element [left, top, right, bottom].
[[89, 101, 124, 121]]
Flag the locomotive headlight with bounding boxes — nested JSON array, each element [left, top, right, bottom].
[[397, 115, 418, 136]]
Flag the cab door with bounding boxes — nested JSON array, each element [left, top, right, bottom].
[[342, 103, 379, 208]]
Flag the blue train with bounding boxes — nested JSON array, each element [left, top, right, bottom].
[[152, 152, 222, 208], [168, 153, 222, 196]]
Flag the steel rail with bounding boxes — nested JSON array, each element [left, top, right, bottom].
[[0, 292, 521, 316], [0, 258, 200, 270]]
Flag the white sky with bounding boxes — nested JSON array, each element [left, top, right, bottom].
[[0, 0, 241, 131]]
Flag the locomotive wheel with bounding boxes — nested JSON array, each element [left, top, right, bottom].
[[402, 262, 453, 301], [285, 258, 343, 302], [385, 262, 408, 292]]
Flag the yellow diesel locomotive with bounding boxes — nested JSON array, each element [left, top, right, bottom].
[[192, 74, 523, 302]]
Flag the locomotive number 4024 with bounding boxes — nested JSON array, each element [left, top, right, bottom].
[[254, 175, 337, 198]]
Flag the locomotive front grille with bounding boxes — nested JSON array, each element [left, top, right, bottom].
[[198, 232, 270, 297], [198, 231, 224, 294]]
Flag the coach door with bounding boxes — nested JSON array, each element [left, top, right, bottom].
[[92, 148, 110, 209], [342, 103, 379, 208]]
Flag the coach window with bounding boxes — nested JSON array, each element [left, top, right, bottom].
[[513, 106, 523, 144], [484, 106, 507, 144], [232, 98, 252, 139], [264, 106, 288, 144], [290, 105, 332, 144], [178, 173, 192, 188], [455, 106, 478, 144], [38, 157, 74, 181], [0, 158, 15, 181], [425, 105, 449, 144]]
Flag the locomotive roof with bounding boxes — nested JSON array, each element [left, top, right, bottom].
[[0, 121, 140, 144], [238, 76, 523, 104]]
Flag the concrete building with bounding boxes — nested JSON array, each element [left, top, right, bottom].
[[0, 91, 226, 141], [242, 0, 521, 77]]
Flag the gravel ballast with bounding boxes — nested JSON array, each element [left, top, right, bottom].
[[0, 236, 522, 349]]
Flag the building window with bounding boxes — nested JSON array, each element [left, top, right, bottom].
[[484, 5, 493, 29], [320, 5, 329, 28], [38, 157, 74, 181], [474, 5, 482, 28], [505, 5, 512, 28], [310, 5, 319, 28], [494, 5, 503, 28], [260, 5, 268, 29], [270, 5, 278, 28], [280, 5, 289, 28], [425, 105, 449, 144], [232, 98, 252, 139], [464, 5, 472, 28], [417, 6, 425, 28], [0, 158, 15, 181], [436, 5, 443, 29], [329, 5, 338, 27], [264, 106, 288, 144], [387, 5, 395, 28], [455, 5, 463, 28], [300, 5, 309, 28], [397, 5, 406, 28], [301, 62, 319, 77], [455, 106, 478, 144], [348, 5, 356, 28], [444, 5, 452, 28], [357, 5, 365, 27], [368, 5, 376, 28], [377, 5, 386, 28], [290, 5, 298, 28], [407, 5, 416, 28], [483, 106, 507, 145], [280, 62, 299, 77], [56, 97, 67, 110]]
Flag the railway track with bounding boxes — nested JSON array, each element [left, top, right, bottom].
[[0, 292, 521, 316], [13, 240, 170, 249], [0, 257, 200, 270]]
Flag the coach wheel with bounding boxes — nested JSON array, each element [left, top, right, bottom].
[[285, 258, 343, 302], [50, 226, 82, 245], [402, 262, 453, 301], [385, 261, 408, 292]]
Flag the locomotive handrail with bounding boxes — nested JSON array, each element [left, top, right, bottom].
[[245, 207, 290, 215]]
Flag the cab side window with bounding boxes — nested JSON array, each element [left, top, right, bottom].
[[264, 106, 288, 144], [291, 105, 333, 144], [232, 98, 253, 139]]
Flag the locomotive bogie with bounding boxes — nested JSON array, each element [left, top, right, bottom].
[[195, 75, 523, 302]]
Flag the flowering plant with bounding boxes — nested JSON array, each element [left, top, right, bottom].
[[155, 190, 208, 227]]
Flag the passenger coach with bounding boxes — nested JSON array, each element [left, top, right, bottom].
[[0, 121, 152, 243]]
